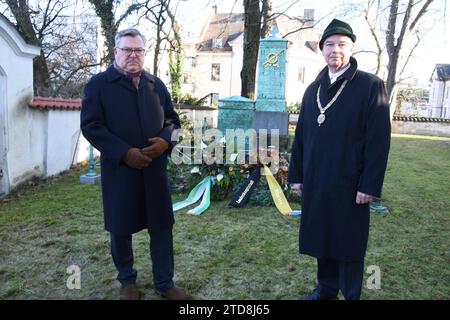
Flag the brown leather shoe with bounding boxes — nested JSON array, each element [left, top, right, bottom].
[[120, 284, 140, 300], [159, 286, 193, 300]]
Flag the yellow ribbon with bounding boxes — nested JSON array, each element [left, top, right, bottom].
[[263, 165, 292, 216]]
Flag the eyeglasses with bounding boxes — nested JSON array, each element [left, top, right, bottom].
[[116, 47, 145, 56]]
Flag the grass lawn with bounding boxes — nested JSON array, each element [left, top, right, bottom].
[[0, 134, 449, 300]]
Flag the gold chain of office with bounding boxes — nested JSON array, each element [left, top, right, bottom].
[[316, 80, 348, 126]]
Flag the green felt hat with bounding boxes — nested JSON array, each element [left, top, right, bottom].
[[319, 19, 356, 50]]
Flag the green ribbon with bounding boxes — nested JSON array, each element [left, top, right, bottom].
[[173, 177, 210, 212], [187, 177, 211, 215]]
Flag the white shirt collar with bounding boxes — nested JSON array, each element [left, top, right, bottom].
[[328, 63, 351, 85]]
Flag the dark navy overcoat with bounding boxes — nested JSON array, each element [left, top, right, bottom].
[[81, 66, 180, 235], [288, 57, 391, 261]]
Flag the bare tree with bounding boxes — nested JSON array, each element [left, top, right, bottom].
[[357, 0, 439, 113], [48, 15, 100, 97], [2, 0, 100, 97], [90, 0, 182, 78], [4, 0, 62, 96], [362, 0, 384, 76], [133, 0, 183, 96], [141, 0, 168, 75], [164, 1, 183, 100], [385, 0, 435, 106], [89, 0, 150, 65]]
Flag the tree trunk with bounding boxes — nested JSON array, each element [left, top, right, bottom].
[[165, 1, 183, 100], [33, 53, 51, 96], [102, 24, 118, 66], [154, 22, 162, 75], [89, 0, 117, 65], [260, 0, 271, 39], [385, 50, 400, 111], [241, 0, 261, 99]]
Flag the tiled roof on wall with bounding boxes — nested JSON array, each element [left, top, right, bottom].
[[29, 96, 81, 110]]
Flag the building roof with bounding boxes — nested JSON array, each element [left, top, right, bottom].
[[196, 7, 320, 56], [197, 12, 245, 52], [29, 97, 81, 110], [432, 64, 450, 81]]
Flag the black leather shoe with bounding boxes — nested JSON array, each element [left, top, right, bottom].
[[303, 287, 338, 300]]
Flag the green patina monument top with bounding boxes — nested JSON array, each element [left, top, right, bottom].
[[261, 25, 289, 43], [256, 26, 288, 111], [219, 96, 254, 103], [218, 96, 254, 112]]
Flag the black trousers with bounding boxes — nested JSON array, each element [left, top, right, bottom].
[[316, 258, 365, 300], [110, 227, 174, 292]]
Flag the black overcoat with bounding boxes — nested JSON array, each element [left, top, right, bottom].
[[288, 57, 391, 261], [80, 66, 180, 235]]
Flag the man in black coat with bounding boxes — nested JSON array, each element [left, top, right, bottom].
[[288, 19, 391, 300], [81, 28, 190, 300]]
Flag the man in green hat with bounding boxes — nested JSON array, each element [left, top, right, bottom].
[[288, 18, 391, 299]]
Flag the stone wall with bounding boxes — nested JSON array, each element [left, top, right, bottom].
[[391, 120, 450, 137], [175, 104, 218, 129], [289, 114, 450, 138]]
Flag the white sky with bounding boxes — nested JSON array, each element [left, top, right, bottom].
[[2, 0, 447, 84], [176, 0, 450, 86]]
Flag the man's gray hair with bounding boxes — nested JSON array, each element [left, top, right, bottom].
[[114, 28, 146, 47]]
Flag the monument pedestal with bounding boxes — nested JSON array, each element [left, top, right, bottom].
[[254, 111, 290, 152], [80, 174, 101, 185]]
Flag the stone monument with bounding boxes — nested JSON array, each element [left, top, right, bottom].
[[217, 26, 290, 154], [254, 27, 289, 150]]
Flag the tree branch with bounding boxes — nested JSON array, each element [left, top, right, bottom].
[[396, 0, 414, 50], [409, 0, 434, 31]]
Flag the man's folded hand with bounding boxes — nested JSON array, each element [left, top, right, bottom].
[[123, 148, 152, 169], [141, 137, 169, 159]]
